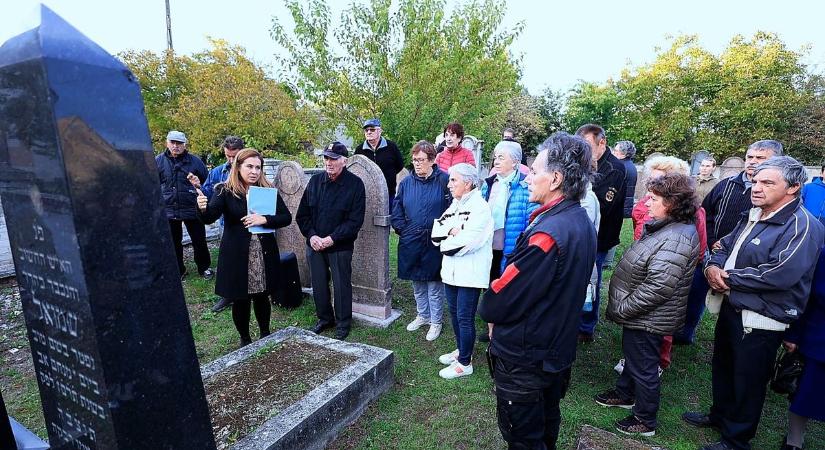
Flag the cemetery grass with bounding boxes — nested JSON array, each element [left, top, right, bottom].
[[2, 224, 824, 449]]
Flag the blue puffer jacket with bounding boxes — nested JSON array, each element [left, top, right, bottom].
[[482, 172, 539, 272], [155, 150, 208, 220], [391, 167, 452, 281]]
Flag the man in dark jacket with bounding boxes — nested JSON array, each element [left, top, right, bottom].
[[297, 142, 366, 340], [683, 156, 824, 450], [675, 140, 783, 344], [354, 118, 404, 199], [155, 130, 212, 280], [575, 124, 626, 341], [480, 132, 597, 450]]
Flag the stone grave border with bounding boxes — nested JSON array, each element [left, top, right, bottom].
[[201, 326, 394, 450]]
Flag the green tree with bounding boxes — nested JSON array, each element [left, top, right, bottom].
[[502, 89, 547, 156], [563, 81, 620, 139], [272, 0, 522, 159], [120, 40, 321, 162]]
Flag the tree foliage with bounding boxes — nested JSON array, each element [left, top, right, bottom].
[[120, 39, 321, 163], [271, 0, 522, 159], [562, 33, 823, 164]]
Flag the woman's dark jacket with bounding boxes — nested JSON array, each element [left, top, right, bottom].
[[785, 245, 825, 362], [198, 184, 291, 300], [391, 166, 451, 281], [607, 219, 699, 335], [155, 150, 208, 220]]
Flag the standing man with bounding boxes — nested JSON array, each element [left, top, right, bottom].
[[605, 140, 638, 269], [575, 124, 626, 342], [354, 118, 404, 199], [188, 135, 245, 313], [296, 142, 366, 341], [480, 132, 596, 450], [675, 140, 784, 344], [684, 156, 823, 450], [694, 156, 720, 202], [156, 130, 213, 280]]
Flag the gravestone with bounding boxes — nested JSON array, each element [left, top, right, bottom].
[[0, 7, 215, 449], [271, 161, 312, 288], [396, 168, 409, 188], [0, 392, 13, 449], [689, 150, 711, 176], [720, 156, 745, 179], [346, 155, 396, 323]]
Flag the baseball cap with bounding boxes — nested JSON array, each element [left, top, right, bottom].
[[321, 142, 348, 159], [166, 130, 188, 143], [362, 118, 381, 129]]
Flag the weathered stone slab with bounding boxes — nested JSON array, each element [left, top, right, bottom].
[[0, 7, 215, 448], [576, 425, 666, 450], [271, 160, 312, 288], [201, 327, 394, 450], [720, 156, 745, 179], [346, 155, 394, 320]]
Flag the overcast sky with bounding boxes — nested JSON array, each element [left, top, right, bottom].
[[2, 0, 825, 95]]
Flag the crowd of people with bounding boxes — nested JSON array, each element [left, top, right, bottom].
[[155, 119, 825, 450]]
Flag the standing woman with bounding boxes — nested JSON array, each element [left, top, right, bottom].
[[197, 148, 291, 347], [595, 173, 700, 437], [392, 141, 452, 341], [432, 163, 493, 379]]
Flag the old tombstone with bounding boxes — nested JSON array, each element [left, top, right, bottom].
[[689, 150, 711, 176], [0, 7, 215, 449], [396, 167, 409, 188], [0, 392, 14, 449], [271, 161, 313, 289], [720, 156, 745, 179], [346, 155, 397, 324]]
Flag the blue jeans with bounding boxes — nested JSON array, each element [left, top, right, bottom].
[[444, 284, 480, 366], [580, 250, 607, 335], [412, 280, 445, 325], [674, 265, 709, 343]]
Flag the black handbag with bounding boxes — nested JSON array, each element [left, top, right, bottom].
[[770, 348, 804, 397]]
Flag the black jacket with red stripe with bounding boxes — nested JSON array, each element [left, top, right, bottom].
[[479, 198, 597, 373]]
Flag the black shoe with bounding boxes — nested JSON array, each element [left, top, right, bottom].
[[699, 441, 733, 450], [682, 411, 720, 430], [615, 414, 655, 437], [334, 328, 349, 340], [781, 435, 803, 450], [200, 268, 215, 280], [310, 321, 335, 334], [594, 389, 635, 409], [239, 337, 252, 348], [211, 297, 232, 313], [578, 332, 594, 343]]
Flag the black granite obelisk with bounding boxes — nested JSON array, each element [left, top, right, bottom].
[[0, 6, 216, 449], [0, 392, 14, 449]]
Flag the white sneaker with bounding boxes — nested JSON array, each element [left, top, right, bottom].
[[426, 323, 442, 341], [614, 358, 625, 375], [658, 366, 664, 378], [406, 316, 429, 331], [438, 349, 459, 365], [439, 360, 473, 379]]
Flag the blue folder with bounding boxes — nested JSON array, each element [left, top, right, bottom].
[[247, 186, 278, 234]]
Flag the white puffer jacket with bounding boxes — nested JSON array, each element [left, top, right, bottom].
[[431, 188, 493, 289]]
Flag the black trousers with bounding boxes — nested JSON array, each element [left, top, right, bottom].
[[231, 293, 271, 342], [168, 219, 211, 274], [493, 356, 568, 450], [306, 247, 353, 332], [615, 328, 664, 429], [709, 301, 784, 450], [490, 249, 504, 282]]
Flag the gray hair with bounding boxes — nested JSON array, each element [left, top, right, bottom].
[[536, 132, 593, 201], [614, 140, 637, 160], [754, 156, 807, 196], [493, 140, 522, 165], [748, 139, 784, 157], [448, 163, 480, 189]]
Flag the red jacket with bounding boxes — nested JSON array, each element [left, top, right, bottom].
[[632, 194, 708, 261], [435, 146, 476, 172]]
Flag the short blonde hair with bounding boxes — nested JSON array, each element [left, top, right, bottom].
[[644, 156, 689, 176]]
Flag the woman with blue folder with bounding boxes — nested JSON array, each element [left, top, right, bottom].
[[197, 148, 291, 347]]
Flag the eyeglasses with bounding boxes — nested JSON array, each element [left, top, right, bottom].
[[364, 128, 378, 133], [412, 157, 429, 164]]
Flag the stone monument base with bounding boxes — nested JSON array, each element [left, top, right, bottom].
[[201, 327, 394, 450], [300, 288, 402, 327]]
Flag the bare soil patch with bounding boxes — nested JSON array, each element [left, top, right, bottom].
[[205, 338, 356, 448]]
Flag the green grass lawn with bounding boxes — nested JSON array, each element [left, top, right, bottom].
[[3, 219, 823, 449]]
